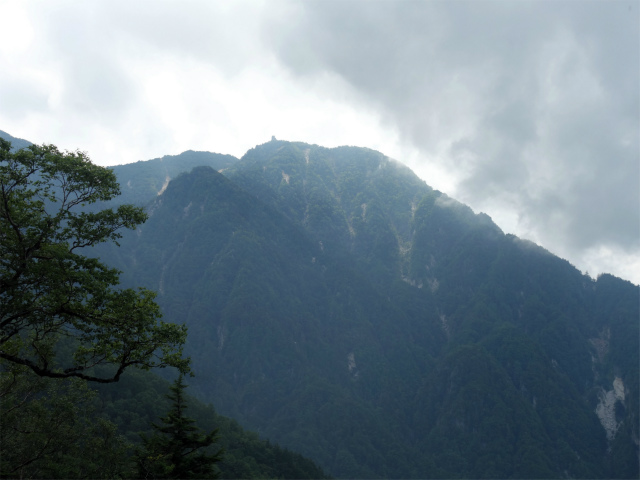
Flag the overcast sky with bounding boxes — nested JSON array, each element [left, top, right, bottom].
[[1, 0, 638, 284]]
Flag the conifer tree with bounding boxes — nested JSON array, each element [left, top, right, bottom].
[[136, 375, 223, 479]]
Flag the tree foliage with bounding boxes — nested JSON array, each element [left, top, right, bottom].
[[135, 375, 223, 479], [0, 139, 189, 382], [0, 361, 131, 478]]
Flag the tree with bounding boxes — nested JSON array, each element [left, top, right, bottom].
[[0, 362, 133, 478], [0, 139, 189, 382], [136, 375, 223, 479]]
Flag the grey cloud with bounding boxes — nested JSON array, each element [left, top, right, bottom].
[[0, 76, 50, 118], [264, 0, 639, 260], [99, 1, 266, 76], [27, 1, 265, 125], [33, 3, 136, 122]]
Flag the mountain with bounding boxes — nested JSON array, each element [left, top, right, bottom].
[[94, 139, 639, 478], [0, 129, 32, 151], [0, 129, 237, 207], [107, 150, 238, 207]]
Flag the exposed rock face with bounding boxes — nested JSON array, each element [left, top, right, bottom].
[[596, 377, 625, 442], [158, 174, 171, 195], [347, 352, 358, 378]]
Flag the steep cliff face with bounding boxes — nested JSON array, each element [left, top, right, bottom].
[[596, 377, 625, 442]]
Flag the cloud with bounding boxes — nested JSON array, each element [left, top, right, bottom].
[[1, 1, 270, 160], [0, 0, 636, 283], [264, 0, 639, 278]]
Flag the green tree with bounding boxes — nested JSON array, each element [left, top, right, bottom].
[[0, 361, 132, 478], [136, 375, 223, 479], [0, 139, 189, 382]]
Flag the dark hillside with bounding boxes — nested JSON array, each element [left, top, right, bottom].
[[94, 369, 330, 479], [107, 150, 238, 207], [92, 140, 639, 478], [96, 164, 442, 477]]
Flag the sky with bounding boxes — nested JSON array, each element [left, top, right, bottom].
[[0, 0, 638, 284]]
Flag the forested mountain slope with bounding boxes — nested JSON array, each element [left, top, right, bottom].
[[94, 369, 329, 479], [95, 139, 639, 478], [108, 150, 238, 207]]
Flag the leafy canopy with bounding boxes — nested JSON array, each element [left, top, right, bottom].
[[0, 363, 132, 478], [0, 139, 189, 382]]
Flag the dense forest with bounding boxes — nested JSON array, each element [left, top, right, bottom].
[[2, 130, 638, 478]]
